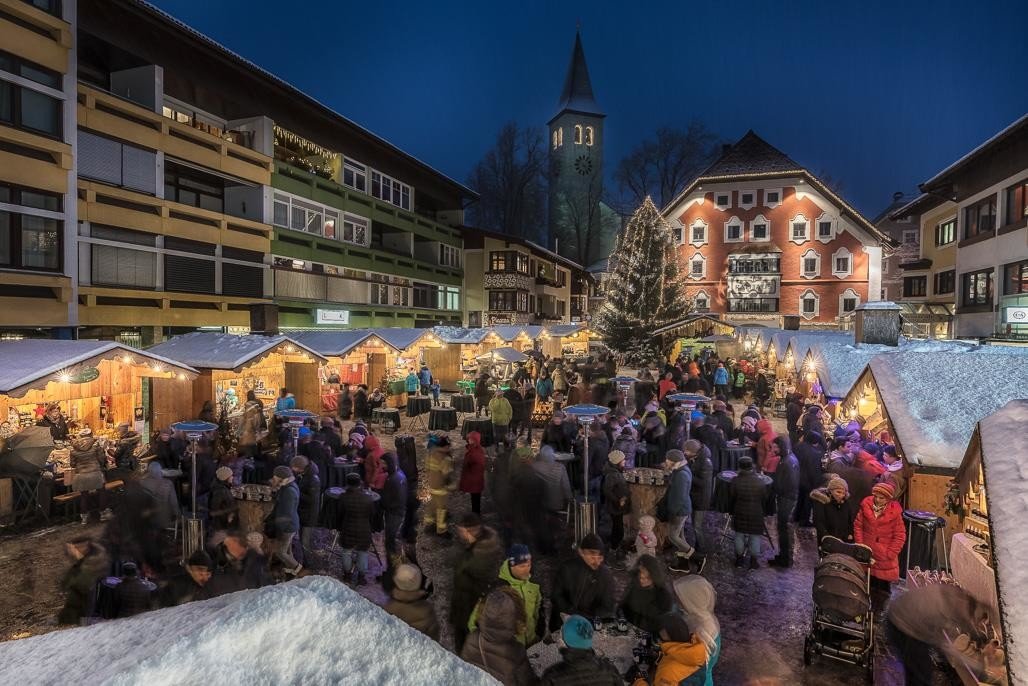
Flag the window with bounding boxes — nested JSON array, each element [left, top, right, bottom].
[[764, 190, 781, 205], [23, 0, 62, 18], [489, 290, 526, 312], [1005, 180, 1028, 225], [489, 251, 529, 273], [690, 220, 707, 245], [574, 125, 583, 144], [740, 192, 754, 207], [964, 195, 996, 239], [0, 78, 61, 137], [800, 290, 819, 319], [439, 244, 460, 268], [1003, 260, 1028, 295], [369, 170, 412, 210], [90, 243, 156, 289], [728, 255, 780, 274], [585, 126, 594, 146], [439, 286, 460, 311], [689, 253, 705, 279], [556, 269, 567, 287], [751, 217, 769, 241], [904, 276, 927, 297], [832, 247, 852, 278], [0, 182, 60, 212], [725, 219, 742, 242], [552, 130, 559, 149], [961, 269, 993, 307], [340, 213, 368, 246], [673, 225, 682, 243], [934, 219, 956, 246], [164, 162, 224, 213], [78, 131, 156, 193], [902, 230, 918, 245], [840, 289, 859, 313], [694, 291, 709, 311], [342, 158, 367, 193], [935, 269, 956, 295], [728, 298, 779, 313], [817, 219, 834, 241], [0, 210, 61, 270], [790, 215, 809, 243], [0, 50, 61, 89], [715, 194, 730, 208], [801, 249, 820, 278]]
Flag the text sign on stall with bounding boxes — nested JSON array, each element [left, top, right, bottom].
[[1004, 306, 1028, 323], [316, 309, 350, 325], [68, 367, 100, 384]]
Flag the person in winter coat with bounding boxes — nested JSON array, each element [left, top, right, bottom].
[[826, 440, 874, 505], [801, 405, 825, 440], [540, 413, 572, 453], [810, 476, 860, 544], [691, 413, 725, 476], [601, 450, 631, 556], [207, 534, 269, 595], [405, 369, 420, 396], [754, 419, 778, 474], [785, 394, 804, 446], [729, 456, 768, 569], [460, 431, 486, 515], [713, 362, 730, 398], [879, 446, 908, 500], [450, 513, 504, 653], [275, 387, 296, 412], [854, 481, 906, 592], [424, 435, 456, 536], [475, 373, 492, 417], [618, 554, 673, 634], [646, 612, 709, 686], [470, 545, 543, 647], [380, 452, 407, 557], [666, 575, 721, 686], [337, 384, 353, 421], [489, 389, 513, 446], [57, 537, 108, 625], [769, 436, 800, 568], [794, 431, 825, 527], [541, 615, 623, 686], [462, 586, 539, 686], [613, 426, 639, 469], [709, 400, 735, 443], [548, 533, 616, 631], [418, 365, 432, 396], [208, 466, 238, 532], [685, 439, 714, 554], [663, 450, 703, 574], [535, 372, 553, 403], [384, 563, 440, 641], [360, 434, 388, 492], [238, 391, 264, 460], [353, 385, 370, 420], [69, 429, 109, 524], [531, 445, 572, 534], [138, 461, 180, 530], [290, 455, 321, 558], [113, 561, 154, 618], [269, 465, 303, 576], [754, 373, 771, 410], [335, 472, 374, 585], [160, 549, 216, 608]]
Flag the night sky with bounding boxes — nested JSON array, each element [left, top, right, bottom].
[[150, 0, 1028, 218]]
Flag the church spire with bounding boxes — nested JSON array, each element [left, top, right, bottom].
[[551, 31, 604, 122]]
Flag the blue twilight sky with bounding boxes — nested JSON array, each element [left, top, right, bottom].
[[150, 0, 1028, 218]]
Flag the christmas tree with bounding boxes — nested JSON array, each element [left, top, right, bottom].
[[595, 196, 691, 364]]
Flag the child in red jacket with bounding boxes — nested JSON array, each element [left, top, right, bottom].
[[459, 431, 486, 514]]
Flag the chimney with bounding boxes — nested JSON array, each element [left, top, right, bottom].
[[249, 304, 280, 335], [892, 191, 904, 202], [782, 315, 801, 331], [854, 301, 901, 346]]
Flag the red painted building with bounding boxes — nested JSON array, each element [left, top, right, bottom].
[[662, 131, 889, 327]]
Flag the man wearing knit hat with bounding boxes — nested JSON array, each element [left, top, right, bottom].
[[208, 465, 238, 531], [467, 543, 542, 646], [540, 614, 623, 684], [549, 533, 615, 631], [601, 450, 630, 562], [664, 449, 705, 574], [160, 549, 215, 607], [383, 563, 439, 641], [269, 464, 303, 576], [450, 512, 503, 652]]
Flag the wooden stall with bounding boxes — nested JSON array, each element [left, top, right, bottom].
[[653, 315, 737, 362], [491, 325, 539, 355], [540, 323, 595, 360], [0, 340, 197, 437], [288, 329, 375, 413], [426, 328, 502, 391], [839, 351, 1028, 544], [147, 332, 326, 429]]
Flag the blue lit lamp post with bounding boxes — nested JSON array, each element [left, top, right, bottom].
[[562, 403, 610, 540], [610, 376, 638, 413], [667, 393, 711, 441], [171, 420, 218, 561], [276, 409, 317, 458]]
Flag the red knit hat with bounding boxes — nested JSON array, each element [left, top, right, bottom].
[[871, 481, 896, 500]]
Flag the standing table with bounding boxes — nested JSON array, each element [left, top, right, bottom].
[[461, 417, 494, 447], [428, 406, 458, 431], [722, 441, 753, 472], [406, 396, 432, 432], [450, 394, 476, 416], [371, 407, 401, 434]]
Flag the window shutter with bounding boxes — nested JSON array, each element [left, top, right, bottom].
[[222, 263, 263, 297], [165, 255, 215, 294], [78, 131, 122, 185], [121, 144, 156, 193]]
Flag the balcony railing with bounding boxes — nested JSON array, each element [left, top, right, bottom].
[[727, 260, 781, 275], [727, 298, 779, 313]]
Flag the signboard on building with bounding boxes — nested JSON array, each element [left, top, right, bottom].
[[316, 309, 350, 325], [1004, 306, 1028, 323]]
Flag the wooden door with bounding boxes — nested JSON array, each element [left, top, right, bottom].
[[368, 354, 387, 391], [285, 362, 320, 413]]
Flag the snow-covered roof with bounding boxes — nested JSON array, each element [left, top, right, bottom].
[[0, 340, 198, 396], [287, 329, 373, 356], [807, 341, 895, 399], [0, 576, 496, 685], [477, 346, 528, 363], [491, 325, 529, 342], [769, 332, 792, 359], [868, 351, 1028, 470], [752, 328, 785, 353], [431, 327, 492, 344], [543, 323, 587, 338], [147, 332, 325, 370], [369, 328, 434, 351], [975, 400, 1028, 685], [855, 300, 902, 311], [787, 332, 855, 372]]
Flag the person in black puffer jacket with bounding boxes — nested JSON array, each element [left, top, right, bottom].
[[794, 431, 825, 527], [113, 562, 154, 618], [618, 554, 673, 634], [541, 614, 622, 686], [770, 436, 800, 568], [548, 534, 615, 631], [380, 452, 407, 557], [685, 439, 714, 554], [811, 476, 860, 544], [450, 513, 504, 653], [729, 456, 768, 569], [290, 455, 321, 561], [335, 472, 374, 585], [460, 586, 538, 686]]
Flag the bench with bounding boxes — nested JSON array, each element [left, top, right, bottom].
[[52, 480, 125, 519]]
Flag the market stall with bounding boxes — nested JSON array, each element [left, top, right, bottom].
[[840, 350, 1028, 542], [426, 327, 503, 392], [653, 314, 737, 361], [475, 346, 528, 386], [491, 325, 539, 354], [952, 399, 1028, 685], [287, 329, 373, 413], [540, 323, 591, 359], [147, 333, 325, 430], [369, 328, 444, 408]]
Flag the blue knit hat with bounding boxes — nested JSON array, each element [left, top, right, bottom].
[[562, 615, 593, 650], [690, 410, 705, 422], [507, 543, 531, 567], [298, 427, 312, 438]]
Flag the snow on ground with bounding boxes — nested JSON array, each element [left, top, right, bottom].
[[0, 576, 498, 686], [870, 350, 1028, 469], [977, 400, 1028, 685]]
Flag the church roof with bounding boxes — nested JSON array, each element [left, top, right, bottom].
[[551, 32, 604, 122]]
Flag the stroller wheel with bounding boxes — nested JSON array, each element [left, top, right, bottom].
[[803, 635, 815, 666]]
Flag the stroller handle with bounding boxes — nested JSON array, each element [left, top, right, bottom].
[[818, 535, 873, 564]]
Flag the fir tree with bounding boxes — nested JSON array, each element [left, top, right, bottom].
[[595, 196, 691, 364]]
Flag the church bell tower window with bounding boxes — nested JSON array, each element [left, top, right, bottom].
[[585, 126, 594, 146], [574, 124, 583, 145]]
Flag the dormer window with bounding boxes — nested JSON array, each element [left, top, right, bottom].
[[585, 126, 594, 146], [574, 125, 583, 145], [740, 192, 755, 209], [764, 189, 782, 207], [715, 194, 730, 209]]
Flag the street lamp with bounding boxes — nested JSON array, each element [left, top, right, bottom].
[[171, 420, 218, 561], [276, 409, 317, 459], [668, 393, 710, 441], [562, 403, 610, 540]]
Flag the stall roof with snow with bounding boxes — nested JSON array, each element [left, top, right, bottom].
[[806, 341, 894, 399], [477, 346, 529, 363], [146, 332, 326, 371], [543, 323, 589, 338], [859, 351, 1028, 470], [287, 329, 374, 356], [962, 399, 1028, 685], [490, 325, 530, 342], [432, 327, 493, 344], [0, 576, 498, 686], [786, 332, 855, 373], [370, 328, 438, 351], [0, 340, 198, 397]]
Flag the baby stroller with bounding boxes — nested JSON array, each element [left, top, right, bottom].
[[803, 536, 875, 680]]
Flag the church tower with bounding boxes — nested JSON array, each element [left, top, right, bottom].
[[548, 31, 605, 264]]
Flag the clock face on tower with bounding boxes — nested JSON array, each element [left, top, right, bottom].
[[574, 154, 594, 176]]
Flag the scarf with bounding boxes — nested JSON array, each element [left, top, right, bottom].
[[871, 500, 887, 517]]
